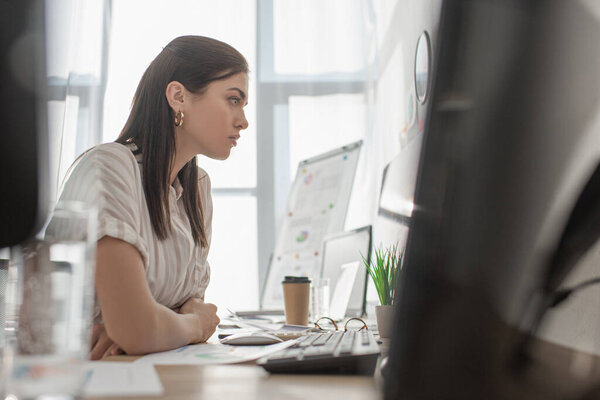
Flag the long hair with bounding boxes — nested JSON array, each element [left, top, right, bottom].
[[116, 36, 248, 247]]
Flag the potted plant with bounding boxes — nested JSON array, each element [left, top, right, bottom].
[[362, 243, 402, 338]]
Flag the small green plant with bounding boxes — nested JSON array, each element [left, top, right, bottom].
[[362, 243, 402, 306]]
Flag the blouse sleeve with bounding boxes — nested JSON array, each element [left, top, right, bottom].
[[54, 143, 150, 267]]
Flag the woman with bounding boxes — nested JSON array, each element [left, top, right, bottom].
[[54, 36, 249, 359]]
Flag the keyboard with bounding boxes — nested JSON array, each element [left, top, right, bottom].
[[257, 330, 380, 375]]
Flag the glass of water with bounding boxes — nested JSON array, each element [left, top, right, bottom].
[[310, 278, 331, 322], [3, 201, 97, 400]]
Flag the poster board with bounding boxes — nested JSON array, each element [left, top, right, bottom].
[[260, 140, 362, 310]]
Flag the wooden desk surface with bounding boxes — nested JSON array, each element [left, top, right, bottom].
[[86, 357, 381, 400]]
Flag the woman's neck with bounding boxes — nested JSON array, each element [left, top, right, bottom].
[[170, 156, 189, 185], [170, 140, 196, 185]]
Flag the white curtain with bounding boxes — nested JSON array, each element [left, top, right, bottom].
[[45, 0, 110, 204]]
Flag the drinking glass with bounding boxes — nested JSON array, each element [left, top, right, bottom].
[[3, 201, 97, 400], [310, 278, 330, 322]]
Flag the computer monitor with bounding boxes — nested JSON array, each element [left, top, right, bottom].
[[0, 0, 49, 248], [386, 0, 600, 399], [320, 225, 372, 318]]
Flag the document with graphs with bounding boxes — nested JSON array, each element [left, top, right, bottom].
[[261, 140, 362, 310]]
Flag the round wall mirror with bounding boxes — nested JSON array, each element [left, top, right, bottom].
[[414, 31, 431, 104]]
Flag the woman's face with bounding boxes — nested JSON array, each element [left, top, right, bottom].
[[178, 72, 249, 160]]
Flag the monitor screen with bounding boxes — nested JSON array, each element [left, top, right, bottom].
[[386, 0, 600, 398], [378, 134, 422, 226], [0, 0, 49, 248], [320, 225, 372, 318]]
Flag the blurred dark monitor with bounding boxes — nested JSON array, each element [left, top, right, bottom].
[[0, 0, 49, 248], [386, 0, 600, 399]]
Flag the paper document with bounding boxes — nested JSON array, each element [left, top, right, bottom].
[[82, 361, 163, 397], [134, 340, 296, 366]]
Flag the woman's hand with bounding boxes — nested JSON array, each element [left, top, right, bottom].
[[179, 298, 220, 342], [89, 323, 125, 360]]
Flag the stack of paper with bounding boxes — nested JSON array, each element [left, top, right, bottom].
[[83, 362, 163, 397]]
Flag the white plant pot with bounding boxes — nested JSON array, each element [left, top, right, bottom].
[[375, 304, 394, 338]]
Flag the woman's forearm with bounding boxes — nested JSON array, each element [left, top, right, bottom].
[[95, 236, 204, 355], [113, 303, 203, 355]]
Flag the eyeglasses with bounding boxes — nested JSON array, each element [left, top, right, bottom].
[[313, 316, 368, 332]]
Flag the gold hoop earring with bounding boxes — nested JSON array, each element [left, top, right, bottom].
[[174, 111, 184, 127]]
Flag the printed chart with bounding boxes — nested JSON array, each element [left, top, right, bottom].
[[261, 141, 362, 309]]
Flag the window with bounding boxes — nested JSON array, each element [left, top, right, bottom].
[[255, 1, 374, 298], [46, 0, 108, 202]]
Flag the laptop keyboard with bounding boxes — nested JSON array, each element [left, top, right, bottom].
[[257, 330, 380, 375]]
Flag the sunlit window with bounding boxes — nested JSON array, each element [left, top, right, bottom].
[[288, 94, 366, 176], [46, 0, 104, 80], [204, 196, 258, 310], [273, 0, 369, 75]]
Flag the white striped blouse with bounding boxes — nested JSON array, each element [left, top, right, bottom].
[[56, 142, 212, 323]]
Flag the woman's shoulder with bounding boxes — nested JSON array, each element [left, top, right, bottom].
[[58, 142, 143, 206], [75, 142, 139, 175], [84, 142, 137, 164], [65, 142, 139, 187]]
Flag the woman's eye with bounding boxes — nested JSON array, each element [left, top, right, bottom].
[[229, 97, 240, 105]]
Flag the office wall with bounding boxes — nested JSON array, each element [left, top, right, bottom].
[[362, 0, 442, 311], [367, 0, 441, 249]]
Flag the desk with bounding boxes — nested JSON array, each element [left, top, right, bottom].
[[86, 358, 381, 400]]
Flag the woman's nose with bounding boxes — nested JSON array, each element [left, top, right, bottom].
[[236, 112, 249, 130]]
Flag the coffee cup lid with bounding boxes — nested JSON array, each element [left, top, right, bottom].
[[282, 276, 311, 284]]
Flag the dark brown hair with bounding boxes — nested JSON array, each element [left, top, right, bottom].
[[116, 36, 248, 247]]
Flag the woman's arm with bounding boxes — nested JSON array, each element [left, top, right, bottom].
[[95, 236, 219, 355]]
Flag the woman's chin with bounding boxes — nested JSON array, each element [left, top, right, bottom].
[[209, 151, 230, 161]]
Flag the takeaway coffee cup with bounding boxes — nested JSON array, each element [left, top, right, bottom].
[[282, 276, 311, 326]]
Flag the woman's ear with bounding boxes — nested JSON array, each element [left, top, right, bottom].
[[165, 81, 185, 112]]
